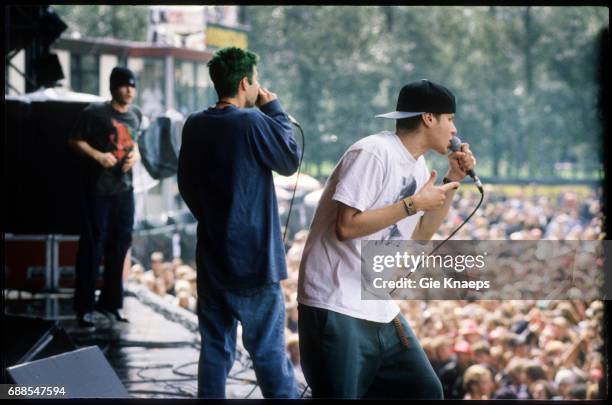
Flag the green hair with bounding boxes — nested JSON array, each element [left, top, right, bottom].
[[207, 47, 259, 98]]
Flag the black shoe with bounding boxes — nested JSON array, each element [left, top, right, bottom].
[[77, 312, 95, 328], [95, 305, 129, 323], [106, 309, 129, 323]]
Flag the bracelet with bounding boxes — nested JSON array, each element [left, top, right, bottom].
[[402, 197, 417, 216], [442, 177, 453, 184]]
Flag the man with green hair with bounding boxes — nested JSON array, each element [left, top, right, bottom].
[[178, 47, 300, 398]]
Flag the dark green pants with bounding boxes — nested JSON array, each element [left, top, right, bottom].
[[298, 304, 444, 399]]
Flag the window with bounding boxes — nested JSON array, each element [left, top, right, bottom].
[[174, 60, 195, 116], [70, 53, 99, 95], [175, 60, 214, 116], [196, 62, 215, 110], [129, 57, 166, 118]]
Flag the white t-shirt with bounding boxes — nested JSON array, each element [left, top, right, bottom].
[[298, 131, 430, 323]]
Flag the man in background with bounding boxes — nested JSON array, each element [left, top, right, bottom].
[[69, 66, 142, 328]]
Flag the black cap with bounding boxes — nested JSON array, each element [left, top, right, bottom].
[[110, 66, 136, 90], [377, 79, 456, 119]]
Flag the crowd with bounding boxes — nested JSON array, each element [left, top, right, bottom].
[[403, 298, 604, 399], [129, 186, 605, 399], [437, 186, 602, 241], [129, 251, 197, 312]]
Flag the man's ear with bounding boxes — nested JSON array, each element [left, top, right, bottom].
[[239, 76, 249, 91], [421, 113, 435, 128]]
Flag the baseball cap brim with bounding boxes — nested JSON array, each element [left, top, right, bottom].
[[376, 111, 424, 119]]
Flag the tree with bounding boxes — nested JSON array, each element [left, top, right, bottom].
[[52, 5, 149, 42], [242, 6, 607, 180]]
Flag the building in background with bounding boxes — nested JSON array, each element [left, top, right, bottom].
[[6, 5, 249, 118], [147, 5, 248, 50], [49, 36, 215, 119]]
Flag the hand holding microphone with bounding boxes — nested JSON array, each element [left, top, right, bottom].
[[256, 87, 278, 107], [447, 136, 483, 192], [257, 86, 301, 127]]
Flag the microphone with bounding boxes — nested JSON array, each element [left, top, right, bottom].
[[287, 113, 301, 127], [449, 136, 483, 193]]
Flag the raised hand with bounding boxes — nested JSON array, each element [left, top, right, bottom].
[[256, 87, 278, 107], [411, 170, 460, 211], [447, 142, 476, 181]]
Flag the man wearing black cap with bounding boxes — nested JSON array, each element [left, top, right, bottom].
[[297, 79, 476, 398], [69, 66, 142, 327]]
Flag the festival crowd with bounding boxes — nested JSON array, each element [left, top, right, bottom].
[[130, 187, 605, 400]]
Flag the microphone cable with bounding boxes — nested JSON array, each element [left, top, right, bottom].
[[437, 186, 485, 246], [282, 115, 310, 398], [282, 117, 305, 247]]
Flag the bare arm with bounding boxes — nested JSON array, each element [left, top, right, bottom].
[[411, 187, 457, 240], [69, 138, 117, 168], [336, 170, 459, 241], [336, 200, 409, 241], [412, 142, 477, 240], [559, 330, 588, 369]]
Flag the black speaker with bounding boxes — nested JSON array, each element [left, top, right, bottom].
[[6, 346, 129, 398], [33, 53, 65, 87], [2, 315, 77, 384], [4, 97, 89, 235], [5, 6, 42, 56], [5, 6, 67, 57], [39, 7, 68, 47]]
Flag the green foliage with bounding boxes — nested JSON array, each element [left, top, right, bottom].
[[52, 5, 148, 42], [246, 6, 607, 181], [52, 5, 607, 180]]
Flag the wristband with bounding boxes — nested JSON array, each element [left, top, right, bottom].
[[402, 197, 417, 216]]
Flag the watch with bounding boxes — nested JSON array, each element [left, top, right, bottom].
[[402, 196, 417, 216]]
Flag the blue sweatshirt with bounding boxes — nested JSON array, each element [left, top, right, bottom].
[[177, 99, 300, 291]]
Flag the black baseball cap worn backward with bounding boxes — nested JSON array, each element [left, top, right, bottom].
[[110, 66, 136, 90], [377, 79, 456, 119]]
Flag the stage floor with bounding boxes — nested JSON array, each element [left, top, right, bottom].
[[4, 287, 305, 398]]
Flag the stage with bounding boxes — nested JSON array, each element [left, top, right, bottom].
[[4, 284, 308, 399]]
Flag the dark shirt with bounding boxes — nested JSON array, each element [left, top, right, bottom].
[[177, 100, 300, 291], [438, 361, 468, 399], [432, 358, 453, 375], [70, 101, 142, 195]]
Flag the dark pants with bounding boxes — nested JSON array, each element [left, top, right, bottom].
[[74, 189, 134, 315], [196, 282, 298, 399], [298, 304, 444, 399]]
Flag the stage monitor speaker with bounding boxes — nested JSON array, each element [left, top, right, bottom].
[[6, 346, 129, 398], [3, 315, 76, 370]]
